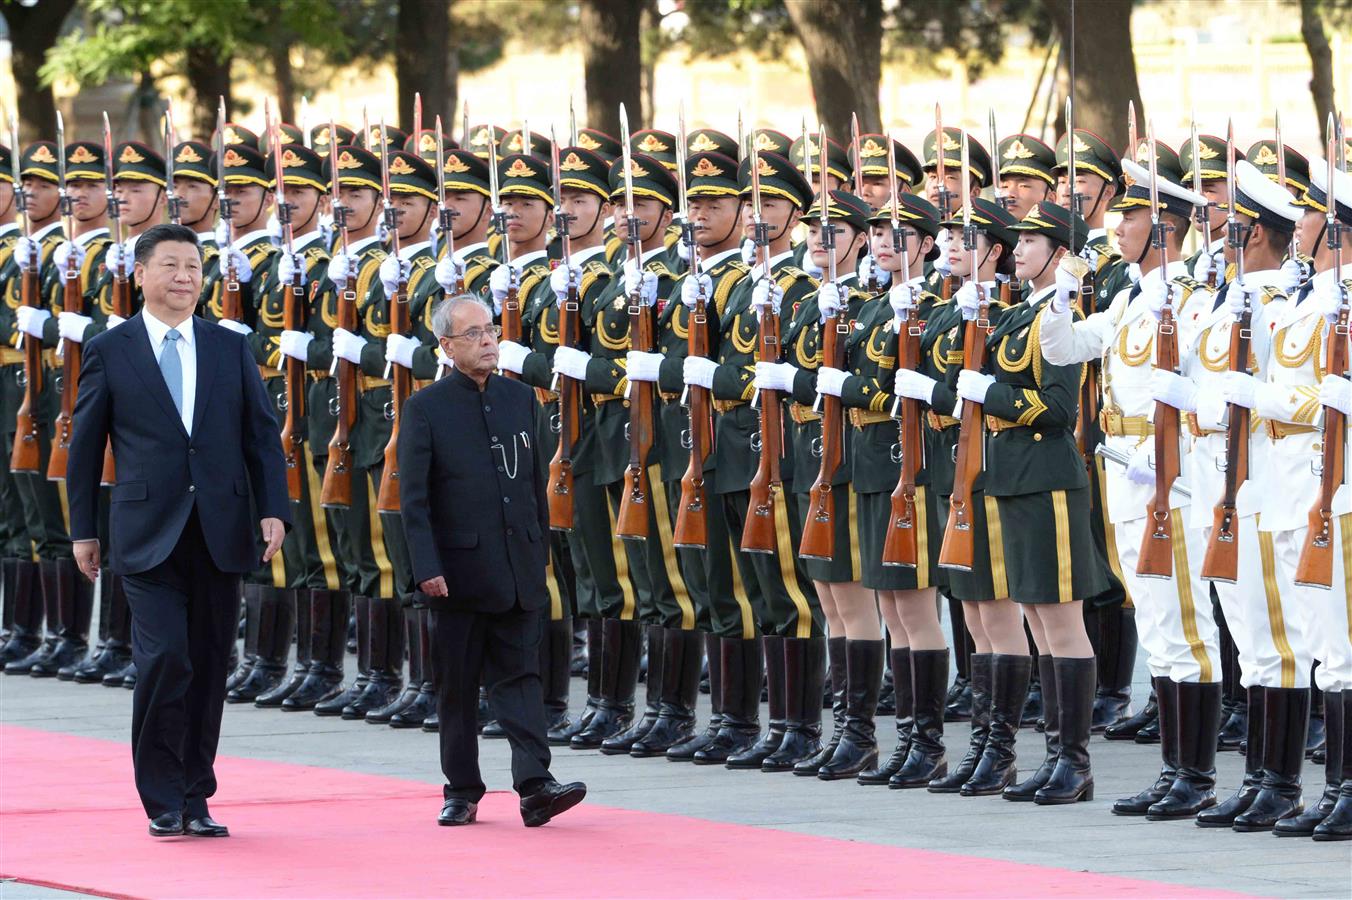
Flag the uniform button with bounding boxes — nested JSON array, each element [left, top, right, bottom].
[[484, 404, 492, 412], [188, 485, 196, 492], [1033, 433, 1043, 442], [491, 435, 499, 442], [506, 527, 515, 536], [503, 497, 511, 504], [188, 448, 196, 456]]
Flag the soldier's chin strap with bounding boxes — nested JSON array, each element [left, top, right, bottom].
[[1028, 242, 1060, 284], [124, 186, 165, 230], [701, 200, 744, 250], [574, 199, 605, 246]]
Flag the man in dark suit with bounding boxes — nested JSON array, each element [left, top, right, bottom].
[[66, 224, 290, 838], [399, 294, 586, 827]]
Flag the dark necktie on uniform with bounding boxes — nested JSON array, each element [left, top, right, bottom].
[[1212, 283, 1230, 312], [159, 328, 183, 417]]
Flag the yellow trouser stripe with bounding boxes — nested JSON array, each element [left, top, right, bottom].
[[1096, 457, 1132, 609], [1341, 514, 1351, 648], [305, 445, 340, 590], [648, 469, 694, 630], [729, 535, 755, 640], [1256, 528, 1296, 688], [772, 484, 814, 638], [915, 485, 931, 590], [1170, 508, 1213, 683], [545, 557, 563, 620], [984, 495, 1009, 600], [606, 499, 637, 621], [368, 476, 394, 598], [57, 479, 70, 534], [1051, 490, 1074, 604], [848, 486, 861, 582]]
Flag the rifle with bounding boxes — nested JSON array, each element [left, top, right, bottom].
[[801, 125, 847, 561], [9, 114, 41, 475], [938, 133, 989, 572], [1191, 114, 1219, 291], [99, 112, 128, 486], [270, 108, 307, 503], [673, 103, 712, 549], [216, 97, 242, 323], [165, 102, 183, 225], [434, 115, 461, 288], [376, 119, 409, 514], [547, 128, 578, 532], [491, 121, 522, 370], [741, 134, 785, 555], [1137, 120, 1184, 579], [934, 104, 955, 301], [1067, 98, 1099, 471], [1295, 114, 1350, 588], [849, 117, 877, 293], [321, 116, 358, 509], [882, 130, 922, 569], [615, 103, 654, 541], [1201, 121, 1251, 583], [48, 112, 79, 481]]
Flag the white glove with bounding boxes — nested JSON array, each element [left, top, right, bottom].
[[1144, 279, 1180, 321], [932, 229, 953, 277], [435, 254, 466, 293], [954, 281, 982, 322], [490, 339, 526, 374], [552, 345, 591, 381], [278, 251, 306, 287], [956, 369, 994, 404], [106, 242, 131, 278], [379, 255, 410, 297], [751, 278, 783, 318], [1278, 258, 1304, 295], [332, 327, 366, 365], [893, 369, 938, 402], [385, 332, 418, 370], [279, 329, 313, 361], [816, 366, 848, 397], [802, 256, 823, 279], [683, 355, 718, 389], [1051, 258, 1082, 314], [106, 314, 126, 329], [1126, 448, 1156, 486], [740, 239, 758, 267], [1318, 375, 1351, 416], [267, 213, 283, 247], [681, 271, 712, 309], [214, 217, 230, 247], [219, 318, 252, 335], [435, 346, 452, 369], [16, 306, 49, 338], [889, 281, 918, 318], [489, 263, 516, 313], [1195, 251, 1216, 284], [753, 360, 796, 392], [53, 241, 86, 278], [676, 239, 692, 264], [14, 236, 37, 270], [57, 312, 92, 343], [857, 254, 890, 288], [328, 252, 352, 289], [816, 282, 844, 323], [224, 247, 253, 284], [1149, 369, 1198, 413], [623, 260, 659, 307], [625, 350, 663, 383], [1220, 370, 1259, 410], [1225, 280, 1262, 318], [549, 263, 582, 304], [1127, 263, 1141, 285], [1314, 281, 1348, 324]]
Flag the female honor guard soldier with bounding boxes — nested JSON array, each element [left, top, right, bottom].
[[820, 192, 954, 789], [953, 201, 1108, 805]]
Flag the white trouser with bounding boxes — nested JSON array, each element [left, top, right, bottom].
[[1208, 516, 1287, 689], [1271, 513, 1352, 692], [1114, 510, 1220, 684]]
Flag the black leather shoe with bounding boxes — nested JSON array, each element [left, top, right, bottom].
[[1233, 687, 1310, 832], [1146, 681, 1221, 819], [520, 780, 586, 827], [1105, 686, 1157, 741], [438, 798, 478, 826], [185, 816, 229, 837], [148, 811, 183, 837]]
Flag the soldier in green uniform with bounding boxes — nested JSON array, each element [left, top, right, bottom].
[[1053, 129, 1130, 311], [430, 149, 501, 312], [168, 140, 219, 243], [1180, 133, 1235, 288], [788, 134, 854, 272], [953, 200, 1107, 805], [199, 141, 274, 327], [682, 151, 821, 767], [850, 134, 923, 211], [310, 123, 355, 255], [995, 134, 1057, 219]]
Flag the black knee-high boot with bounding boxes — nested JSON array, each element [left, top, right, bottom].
[[1034, 657, 1095, 804], [930, 653, 993, 792], [889, 649, 948, 788], [795, 635, 847, 776], [1147, 680, 1221, 818], [668, 631, 721, 761], [1199, 686, 1265, 826], [859, 646, 912, 785], [1005, 655, 1058, 801], [1233, 687, 1309, 831], [817, 639, 884, 780], [961, 653, 1030, 796], [728, 635, 787, 769]]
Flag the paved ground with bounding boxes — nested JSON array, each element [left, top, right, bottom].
[[2, 661, 1348, 899]]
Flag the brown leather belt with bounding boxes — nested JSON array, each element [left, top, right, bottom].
[[926, 411, 959, 431], [1266, 421, 1317, 440], [984, 415, 1022, 433], [592, 392, 622, 406], [1185, 412, 1222, 438], [849, 409, 893, 428], [359, 375, 390, 391], [789, 403, 821, 424], [712, 398, 747, 414], [535, 388, 559, 404]]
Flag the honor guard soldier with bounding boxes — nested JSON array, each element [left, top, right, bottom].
[[1054, 129, 1131, 311], [168, 141, 219, 243], [995, 134, 1057, 220], [431, 148, 502, 308], [1180, 132, 1238, 289], [199, 141, 273, 326]]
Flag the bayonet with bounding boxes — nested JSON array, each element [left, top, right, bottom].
[[935, 103, 951, 217], [435, 114, 458, 275], [300, 97, 310, 149], [569, 95, 578, 148], [164, 102, 181, 224], [412, 92, 422, 154], [990, 108, 1008, 209]]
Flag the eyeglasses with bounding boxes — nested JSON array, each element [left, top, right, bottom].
[[448, 325, 501, 343]]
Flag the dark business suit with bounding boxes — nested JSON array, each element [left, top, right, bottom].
[[66, 312, 290, 819], [399, 366, 552, 802]]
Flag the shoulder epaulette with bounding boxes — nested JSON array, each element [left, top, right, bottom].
[[647, 260, 676, 279], [303, 244, 328, 264], [776, 266, 816, 292]]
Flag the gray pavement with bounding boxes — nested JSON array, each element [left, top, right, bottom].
[[2, 665, 1349, 899]]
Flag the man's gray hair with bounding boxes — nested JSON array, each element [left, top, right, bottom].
[[431, 294, 491, 339]]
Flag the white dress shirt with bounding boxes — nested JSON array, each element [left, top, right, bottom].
[[143, 309, 197, 435]]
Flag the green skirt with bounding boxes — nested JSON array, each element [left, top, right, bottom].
[[994, 487, 1110, 605], [858, 487, 943, 592], [936, 489, 1010, 602], [795, 485, 862, 584]]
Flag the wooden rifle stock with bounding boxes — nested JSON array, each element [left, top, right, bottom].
[[1200, 301, 1252, 583], [799, 313, 848, 560], [616, 293, 655, 540], [882, 311, 923, 568], [100, 272, 133, 486], [1137, 302, 1183, 578], [280, 274, 307, 503], [376, 280, 411, 514], [673, 292, 712, 549], [742, 307, 784, 554], [1295, 298, 1349, 588], [11, 263, 43, 474], [500, 280, 522, 381], [547, 278, 579, 531], [320, 285, 359, 509], [1073, 270, 1099, 468], [48, 261, 84, 481], [221, 255, 243, 323], [938, 294, 991, 572]]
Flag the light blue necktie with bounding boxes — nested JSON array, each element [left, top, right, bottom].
[[160, 328, 183, 417]]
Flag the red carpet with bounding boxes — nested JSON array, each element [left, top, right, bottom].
[[1, 724, 1250, 899]]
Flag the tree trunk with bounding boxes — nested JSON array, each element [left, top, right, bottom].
[[1301, 0, 1336, 145], [271, 42, 297, 125], [580, 0, 642, 138], [784, 0, 882, 138], [1, 0, 77, 140], [1044, 0, 1142, 154], [396, 0, 452, 135], [186, 44, 233, 140]]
